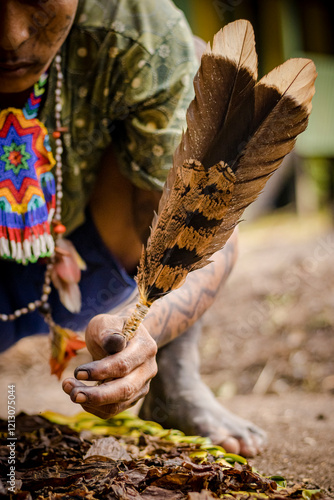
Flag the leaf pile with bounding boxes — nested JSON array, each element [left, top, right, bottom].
[[0, 412, 326, 499]]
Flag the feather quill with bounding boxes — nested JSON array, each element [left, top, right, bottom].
[[122, 19, 317, 339]]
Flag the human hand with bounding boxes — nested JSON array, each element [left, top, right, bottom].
[[62, 314, 157, 419]]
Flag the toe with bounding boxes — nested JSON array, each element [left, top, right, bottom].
[[238, 439, 257, 457], [219, 436, 241, 454], [238, 431, 266, 457]]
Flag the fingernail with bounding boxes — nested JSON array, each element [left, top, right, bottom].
[[75, 392, 87, 403], [75, 370, 89, 380], [103, 332, 126, 354]]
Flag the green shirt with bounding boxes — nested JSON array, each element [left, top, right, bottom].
[[40, 0, 197, 234]]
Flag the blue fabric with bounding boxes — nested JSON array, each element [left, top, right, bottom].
[[0, 210, 137, 352]]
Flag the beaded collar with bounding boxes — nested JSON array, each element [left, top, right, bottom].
[[0, 55, 64, 320], [0, 66, 61, 264], [0, 55, 86, 376]]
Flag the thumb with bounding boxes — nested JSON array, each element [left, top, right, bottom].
[[85, 314, 127, 360]]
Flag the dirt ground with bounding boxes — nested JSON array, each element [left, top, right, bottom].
[[0, 209, 333, 496], [200, 209, 334, 495]]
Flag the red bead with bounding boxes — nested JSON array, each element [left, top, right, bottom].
[[53, 223, 66, 234], [53, 131, 61, 138]]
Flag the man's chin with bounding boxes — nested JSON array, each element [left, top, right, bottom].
[[0, 65, 45, 95]]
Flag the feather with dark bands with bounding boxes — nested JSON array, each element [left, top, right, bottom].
[[123, 19, 317, 339]]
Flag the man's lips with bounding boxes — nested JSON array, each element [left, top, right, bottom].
[[0, 61, 35, 71], [0, 60, 38, 78]]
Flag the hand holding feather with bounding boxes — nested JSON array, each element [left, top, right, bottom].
[[122, 19, 317, 340]]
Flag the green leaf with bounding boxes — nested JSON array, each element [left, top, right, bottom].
[[269, 475, 287, 488], [223, 453, 248, 464], [302, 489, 322, 500]]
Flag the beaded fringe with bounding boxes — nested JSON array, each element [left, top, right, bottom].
[[0, 221, 55, 263], [0, 172, 56, 263]]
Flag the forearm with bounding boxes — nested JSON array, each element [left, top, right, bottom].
[[140, 229, 238, 347]]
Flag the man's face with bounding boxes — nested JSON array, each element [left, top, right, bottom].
[[0, 0, 79, 94]]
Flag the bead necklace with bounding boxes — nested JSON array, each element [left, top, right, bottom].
[[0, 53, 65, 324]]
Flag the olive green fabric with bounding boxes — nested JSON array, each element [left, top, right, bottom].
[[40, 0, 197, 234]]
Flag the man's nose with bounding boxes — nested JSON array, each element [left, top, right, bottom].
[[0, 3, 31, 52]]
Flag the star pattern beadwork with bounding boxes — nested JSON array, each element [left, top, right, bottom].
[[0, 110, 51, 191], [1, 142, 31, 175], [0, 72, 57, 264]]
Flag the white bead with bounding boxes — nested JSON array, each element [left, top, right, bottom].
[[56, 146, 63, 154], [55, 54, 61, 64], [14, 310, 22, 318], [0, 314, 8, 321], [55, 103, 62, 112], [43, 285, 52, 294], [41, 294, 49, 302], [21, 308, 28, 315], [56, 191, 63, 199], [28, 303, 36, 311]]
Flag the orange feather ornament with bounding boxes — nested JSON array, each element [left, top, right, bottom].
[[122, 19, 317, 339]]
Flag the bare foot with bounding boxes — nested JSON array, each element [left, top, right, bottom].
[[140, 324, 266, 457], [140, 377, 266, 457]]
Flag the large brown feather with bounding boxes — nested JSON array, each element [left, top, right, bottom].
[[137, 159, 235, 302], [160, 19, 257, 212], [123, 19, 317, 338], [206, 58, 317, 254]]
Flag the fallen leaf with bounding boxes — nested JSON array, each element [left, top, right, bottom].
[[84, 436, 132, 461]]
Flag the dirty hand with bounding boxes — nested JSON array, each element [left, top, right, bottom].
[[62, 314, 158, 419]]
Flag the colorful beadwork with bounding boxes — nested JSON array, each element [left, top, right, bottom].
[[0, 55, 86, 376], [0, 73, 56, 264]]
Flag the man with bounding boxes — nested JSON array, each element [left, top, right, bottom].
[[0, 0, 266, 457]]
